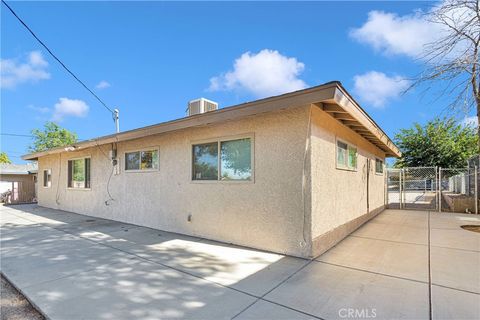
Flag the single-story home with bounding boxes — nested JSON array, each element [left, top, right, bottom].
[[0, 163, 38, 204], [23, 81, 400, 258]]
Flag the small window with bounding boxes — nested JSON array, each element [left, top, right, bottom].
[[348, 146, 357, 169], [68, 158, 90, 189], [375, 158, 384, 174], [336, 141, 348, 167], [125, 149, 159, 171], [192, 137, 252, 181], [336, 139, 357, 171], [43, 169, 51, 188]]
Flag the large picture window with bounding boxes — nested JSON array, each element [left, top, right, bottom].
[[336, 139, 357, 171], [125, 149, 159, 171], [68, 158, 90, 189], [192, 137, 252, 181]]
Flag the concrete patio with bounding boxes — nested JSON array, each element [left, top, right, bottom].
[[1, 204, 479, 319]]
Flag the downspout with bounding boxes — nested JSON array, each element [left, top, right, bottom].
[[366, 159, 370, 213]]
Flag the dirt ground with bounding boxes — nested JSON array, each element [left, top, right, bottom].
[[0, 274, 44, 320]]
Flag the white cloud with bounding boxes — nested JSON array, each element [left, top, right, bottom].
[[1, 51, 50, 89], [353, 71, 410, 108], [52, 98, 89, 122], [28, 51, 48, 67], [209, 49, 307, 98], [95, 80, 111, 89], [350, 2, 474, 60], [28, 104, 50, 114], [350, 10, 438, 58], [462, 116, 478, 127]]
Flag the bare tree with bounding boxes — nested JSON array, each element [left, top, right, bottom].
[[410, 0, 480, 146]]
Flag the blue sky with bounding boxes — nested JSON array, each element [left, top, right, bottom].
[[1, 1, 476, 163]]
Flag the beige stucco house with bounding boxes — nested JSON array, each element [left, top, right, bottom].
[[23, 81, 400, 258]]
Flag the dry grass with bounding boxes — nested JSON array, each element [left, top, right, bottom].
[[0, 274, 44, 320]]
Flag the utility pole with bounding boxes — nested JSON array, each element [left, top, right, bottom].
[[114, 109, 120, 133]]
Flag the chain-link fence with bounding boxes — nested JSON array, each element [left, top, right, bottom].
[[439, 167, 478, 213], [387, 167, 438, 210], [387, 166, 479, 213], [386, 169, 401, 209]]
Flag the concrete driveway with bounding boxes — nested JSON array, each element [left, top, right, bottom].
[[1, 205, 479, 320]]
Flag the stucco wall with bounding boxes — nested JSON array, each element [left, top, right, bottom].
[[37, 106, 312, 257], [36, 104, 390, 258], [309, 105, 386, 256]]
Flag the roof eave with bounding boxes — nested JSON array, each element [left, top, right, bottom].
[[331, 86, 401, 158], [22, 81, 400, 160]]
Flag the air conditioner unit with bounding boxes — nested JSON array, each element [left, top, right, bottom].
[[187, 98, 218, 116]]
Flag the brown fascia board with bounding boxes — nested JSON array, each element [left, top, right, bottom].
[[23, 81, 400, 160], [23, 82, 338, 160], [332, 85, 401, 158]]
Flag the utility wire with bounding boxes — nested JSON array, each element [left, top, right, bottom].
[[1, 0, 114, 116], [1, 133, 85, 141], [0, 133, 33, 138]]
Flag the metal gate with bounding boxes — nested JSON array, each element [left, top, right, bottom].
[[387, 167, 438, 210], [387, 166, 479, 213]]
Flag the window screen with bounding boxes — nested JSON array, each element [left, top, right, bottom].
[[337, 140, 357, 170], [125, 150, 158, 171], [192, 142, 218, 180], [68, 158, 90, 189], [220, 138, 252, 180], [43, 169, 51, 188], [375, 158, 384, 174], [337, 141, 348, 167]]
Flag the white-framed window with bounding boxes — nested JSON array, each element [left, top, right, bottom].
[[124, 148, 159, 172], [68, 157, 91, 189], [336, 139, 357, 171], [43, 169, 51, 188], [375, 158, 384, 174], [192, 136, 253, 181]]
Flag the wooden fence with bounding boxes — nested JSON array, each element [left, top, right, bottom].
[[3, 180, 37, 204]]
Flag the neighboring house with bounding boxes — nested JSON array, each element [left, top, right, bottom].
[[0, 163, 38, 204], [23, 81, 400, 258]]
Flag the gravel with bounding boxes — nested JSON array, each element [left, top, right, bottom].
[[1, 274, 44, 320]]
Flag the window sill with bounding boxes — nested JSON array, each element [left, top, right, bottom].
[[336, 166, 357, 172], [67, 188, 91, 191], [191, 179, 254, 184], [125, 169, 159, 173]]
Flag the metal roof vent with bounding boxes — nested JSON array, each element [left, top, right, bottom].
[[187, 98, 218, 116]]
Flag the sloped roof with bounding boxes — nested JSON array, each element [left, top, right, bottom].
[[0, 163, 38, 175], [23, 81, 401, 160]]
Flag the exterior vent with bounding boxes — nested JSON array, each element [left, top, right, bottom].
[[188, 98, 218, 116]]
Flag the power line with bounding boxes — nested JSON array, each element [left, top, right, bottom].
[[1, 0, 114, 116], [0, 133, 33, 138], [1, 133, 85, 141]]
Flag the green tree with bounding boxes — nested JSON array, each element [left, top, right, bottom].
[[394, 117, 478, 168], [0, 152, 11, 164], [29, 122, 78, 152]]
